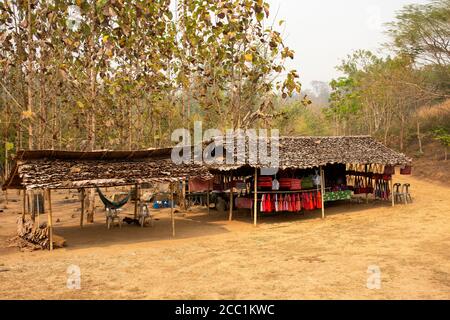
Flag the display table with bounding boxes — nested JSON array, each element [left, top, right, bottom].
[[323, 190, 353, 202]]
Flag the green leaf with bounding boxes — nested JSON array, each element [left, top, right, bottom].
[[5, 142, 14, 151], [256, 12, 264, 22]]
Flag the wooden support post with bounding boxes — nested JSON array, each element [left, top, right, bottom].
[[181, 179, 186, 210], [22, 189, 26, 221], [187, 179, 191, 209], [47, 189, 53, 251], [36, 191, 40, 227], [80, 188, 85, 228], [170, 184, 175, 237], [134, 183, 139, 219], [390, 178, 395, 207], [228, 174, 233, 221], [206, 183, 210, 215], [30, 190, 35, 222], [253, 168, 258, 226], [320, 166, 325, 219], [365, 164, 369, 204]]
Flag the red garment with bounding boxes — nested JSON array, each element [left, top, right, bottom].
[[316, 191, 322, 209], [266, 194, 272, 212], [296, 193, 301, 211], [289, 194, 295, 212], [306, 192, 314, 210]]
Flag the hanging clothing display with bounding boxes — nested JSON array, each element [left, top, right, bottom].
[[258, 191, 322, 213], [374, 176, 390, 200]]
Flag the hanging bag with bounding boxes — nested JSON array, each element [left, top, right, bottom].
[[383, 165, 395, 175], [400, 165, 412, 175]]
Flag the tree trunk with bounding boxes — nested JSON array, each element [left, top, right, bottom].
[[417, 120, 423, 154], [399, 115, 404, 151], [86, 17, 97, 222], [26, 0, 33, 150]]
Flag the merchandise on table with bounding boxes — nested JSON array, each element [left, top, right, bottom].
[[323, 190, 352, 202]]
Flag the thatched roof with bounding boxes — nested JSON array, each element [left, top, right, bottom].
[[2, 136, 412, 190], [207, 135, 412, 171], [3, 149, 212, 190]]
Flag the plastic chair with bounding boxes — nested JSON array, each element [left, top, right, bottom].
[[393, 183, 406, 204], [138, 202, 153, 227], [402, 183, 412, 204], [105, 207, 122, 229]]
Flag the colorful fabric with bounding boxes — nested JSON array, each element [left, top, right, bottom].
[[323, 190, 352, 202], [235, 197, 253, 209], [189, 177, 213, 192]]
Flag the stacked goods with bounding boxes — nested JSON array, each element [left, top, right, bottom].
[[301, 176, 314, 189], [257, 176, 272, 189], [279, 178, 302, 190]]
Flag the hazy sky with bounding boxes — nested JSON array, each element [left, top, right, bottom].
[[266, 0, 430, 89]]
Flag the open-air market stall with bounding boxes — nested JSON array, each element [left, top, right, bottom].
[[1, 135, 413, 250], [207, 135, 413, 225]]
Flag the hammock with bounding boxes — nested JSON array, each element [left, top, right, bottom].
[[96, 187, 131, 209]]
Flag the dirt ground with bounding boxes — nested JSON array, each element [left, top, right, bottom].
[[0, 173, 449, 300]]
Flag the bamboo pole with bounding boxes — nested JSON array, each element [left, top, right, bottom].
[[170, 184, 175, 237], [187, 179, 191, 209], [365, 164, 369, 204], [181, 179, 186, 210], [25, 190, 29, 217], [22, 189, 26, 221], [47, 189, 53, 251], [36, 191, 40, 226], [30, 190, 35, 222], [390, 178, 395, 207], [320, 166, 325, 219], [253, 168, 258, 226], [80, 188, 85, 228], [228, 173, 233, 221], [134, 183, 139, 219], [206, 182, 210, 215]]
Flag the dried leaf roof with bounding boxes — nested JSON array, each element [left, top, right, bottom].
[[2, 136, 412, 190], [207, 135, 412, 171], [3, 149, 212, 190]]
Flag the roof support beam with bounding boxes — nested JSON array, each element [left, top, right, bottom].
[[253, 167, 258, 226], [46, 189, 53, 251], [320, 166, 325, 219]]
